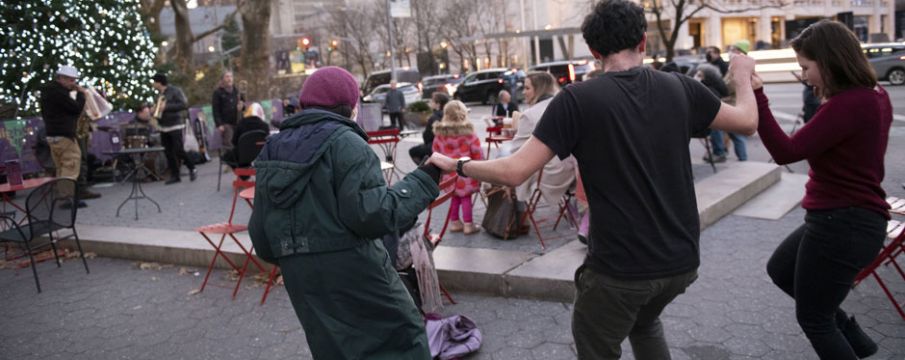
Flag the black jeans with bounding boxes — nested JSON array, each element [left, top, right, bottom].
[[389, 112, 404, 131], [572, 266, 697, 359], [160, 130, 194, 180], [766, 207, 886, 359]]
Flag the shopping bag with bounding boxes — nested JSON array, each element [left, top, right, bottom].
[[83, 87, 112, 120]]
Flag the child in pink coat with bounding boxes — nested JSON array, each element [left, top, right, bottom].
[[432, 100, 484, 234]]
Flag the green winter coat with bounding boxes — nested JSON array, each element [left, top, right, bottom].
[[249, 109, 439, 262]]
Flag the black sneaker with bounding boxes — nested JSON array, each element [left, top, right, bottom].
[[189, 169, 198, 182], [78, 190, 102, 199], [165, 178, 181, 185], [840, 316, 878, 358], [60, 200, 87, 209], [702, 154, 727, 163]]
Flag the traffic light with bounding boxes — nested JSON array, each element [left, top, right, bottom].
[[296, 37, 309, 50]]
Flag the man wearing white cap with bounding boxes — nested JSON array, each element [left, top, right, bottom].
[[39, 65, 89, 207]]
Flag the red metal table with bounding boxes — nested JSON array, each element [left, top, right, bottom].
[[0, 177, 55, 218], [1, 177, 55, 261]]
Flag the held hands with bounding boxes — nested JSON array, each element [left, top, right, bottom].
[[728, 53, 756, 80], [426, 153, 457, 173], [751, 73, 764, 91]]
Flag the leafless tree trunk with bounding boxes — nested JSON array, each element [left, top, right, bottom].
[[412, 0, 442, 74], [139, 0, 168, 63], [438, 0, 481, 72], [474, 0, 504, 68], [647, 0, 789, 62], [326, 3, 378, 78], [139, 0, 167, 39], [239, 0, 272, 100], [169, 0, 195, 73]]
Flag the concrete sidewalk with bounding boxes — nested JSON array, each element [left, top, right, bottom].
[[3, 208, 903, 360], [54, 161, 781, 303]]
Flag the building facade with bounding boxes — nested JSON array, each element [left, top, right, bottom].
[[649, 0, 898, 54]]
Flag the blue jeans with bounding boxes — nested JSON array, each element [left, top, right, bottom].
[[766, 207, 886, 359], [709, 130, 747, 161]]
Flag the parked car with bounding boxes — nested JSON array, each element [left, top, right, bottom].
[[362, 82, 422, 112], [671, 55, 706, 77], [529, 59, 596, 86], [421, 74, 463, 98], [863, 43, 905, 86], [362, 68, 422, 95], [453, 68, 524, 104]]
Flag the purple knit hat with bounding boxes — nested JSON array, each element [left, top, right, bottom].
[[298, 66, 359, 109]]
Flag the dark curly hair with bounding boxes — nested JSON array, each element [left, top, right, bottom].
[[581, 0, 647, 57]]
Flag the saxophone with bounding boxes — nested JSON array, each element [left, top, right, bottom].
[[76, 111, 92, 139], [150, 94, 165, 130]]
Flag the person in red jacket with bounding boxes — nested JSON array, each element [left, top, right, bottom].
[[755, 20, 892, 360]]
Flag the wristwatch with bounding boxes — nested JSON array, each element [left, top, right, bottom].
[[456, 157, 472, 178]]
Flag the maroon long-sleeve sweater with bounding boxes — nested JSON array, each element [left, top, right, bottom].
[[755, 87, 892, 219]]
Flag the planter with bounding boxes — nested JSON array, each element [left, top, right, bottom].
[[404, 111, 431, 128]]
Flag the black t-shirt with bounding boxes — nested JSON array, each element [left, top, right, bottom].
[[533, 66, 721, 280]]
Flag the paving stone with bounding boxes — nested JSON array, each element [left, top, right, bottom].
[[530, 342, 575, 360]]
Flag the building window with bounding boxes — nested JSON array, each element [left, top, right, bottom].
[[853, 15, 869, 42]]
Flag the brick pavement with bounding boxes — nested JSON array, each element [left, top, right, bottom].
[[2, 207, 903, 360]]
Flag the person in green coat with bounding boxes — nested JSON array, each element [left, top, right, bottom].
[[249, 67, 442, 360]]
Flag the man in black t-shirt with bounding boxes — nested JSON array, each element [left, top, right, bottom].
[[427, 1, 759, 358]]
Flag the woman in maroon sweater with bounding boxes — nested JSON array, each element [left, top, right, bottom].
[[756, 21, 892, 359]]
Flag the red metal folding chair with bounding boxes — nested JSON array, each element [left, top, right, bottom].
[[237, 186, 280, 305], [423, 176, 458, 304], [553, 189, 579, 231], [367, 129, 401, 184], [518, 170, 547, 250], [484, 124, 516, 161], [853, 220, 905, 321], [195, 170, 267, 300], [887, 196, 905, 217]]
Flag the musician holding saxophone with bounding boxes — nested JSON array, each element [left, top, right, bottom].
[[151, 73, 197, 184], [39, 65, 89, 208]]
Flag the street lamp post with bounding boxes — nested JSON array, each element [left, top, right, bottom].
[[385, 0, 397, 82]]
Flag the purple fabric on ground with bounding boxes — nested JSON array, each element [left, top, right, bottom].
[[426, 314, 482, 359]]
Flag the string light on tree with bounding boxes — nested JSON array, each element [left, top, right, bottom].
[[0, 0, 158, 116]]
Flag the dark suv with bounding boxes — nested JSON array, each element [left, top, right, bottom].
[[362, 68, 422, 96], [421, 74, 463, 98], [863, 43, 905, 86], [453, 68, 523, 104], [529, 60, 596, 86]]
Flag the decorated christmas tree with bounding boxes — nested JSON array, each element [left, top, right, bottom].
[[0, 0, 158, 117]]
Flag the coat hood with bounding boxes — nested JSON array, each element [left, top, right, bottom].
[[256, 109, 366, 207], [433, 120, 475, 137]]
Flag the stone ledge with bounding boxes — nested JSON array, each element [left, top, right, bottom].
[[59, 161, 781, 302]]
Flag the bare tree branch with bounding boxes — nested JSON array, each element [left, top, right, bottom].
[[648, 0, 790, 62], [192, 2, 245, 43]]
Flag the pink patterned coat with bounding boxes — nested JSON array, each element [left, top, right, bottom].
[[432, 121, 484, 197]]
